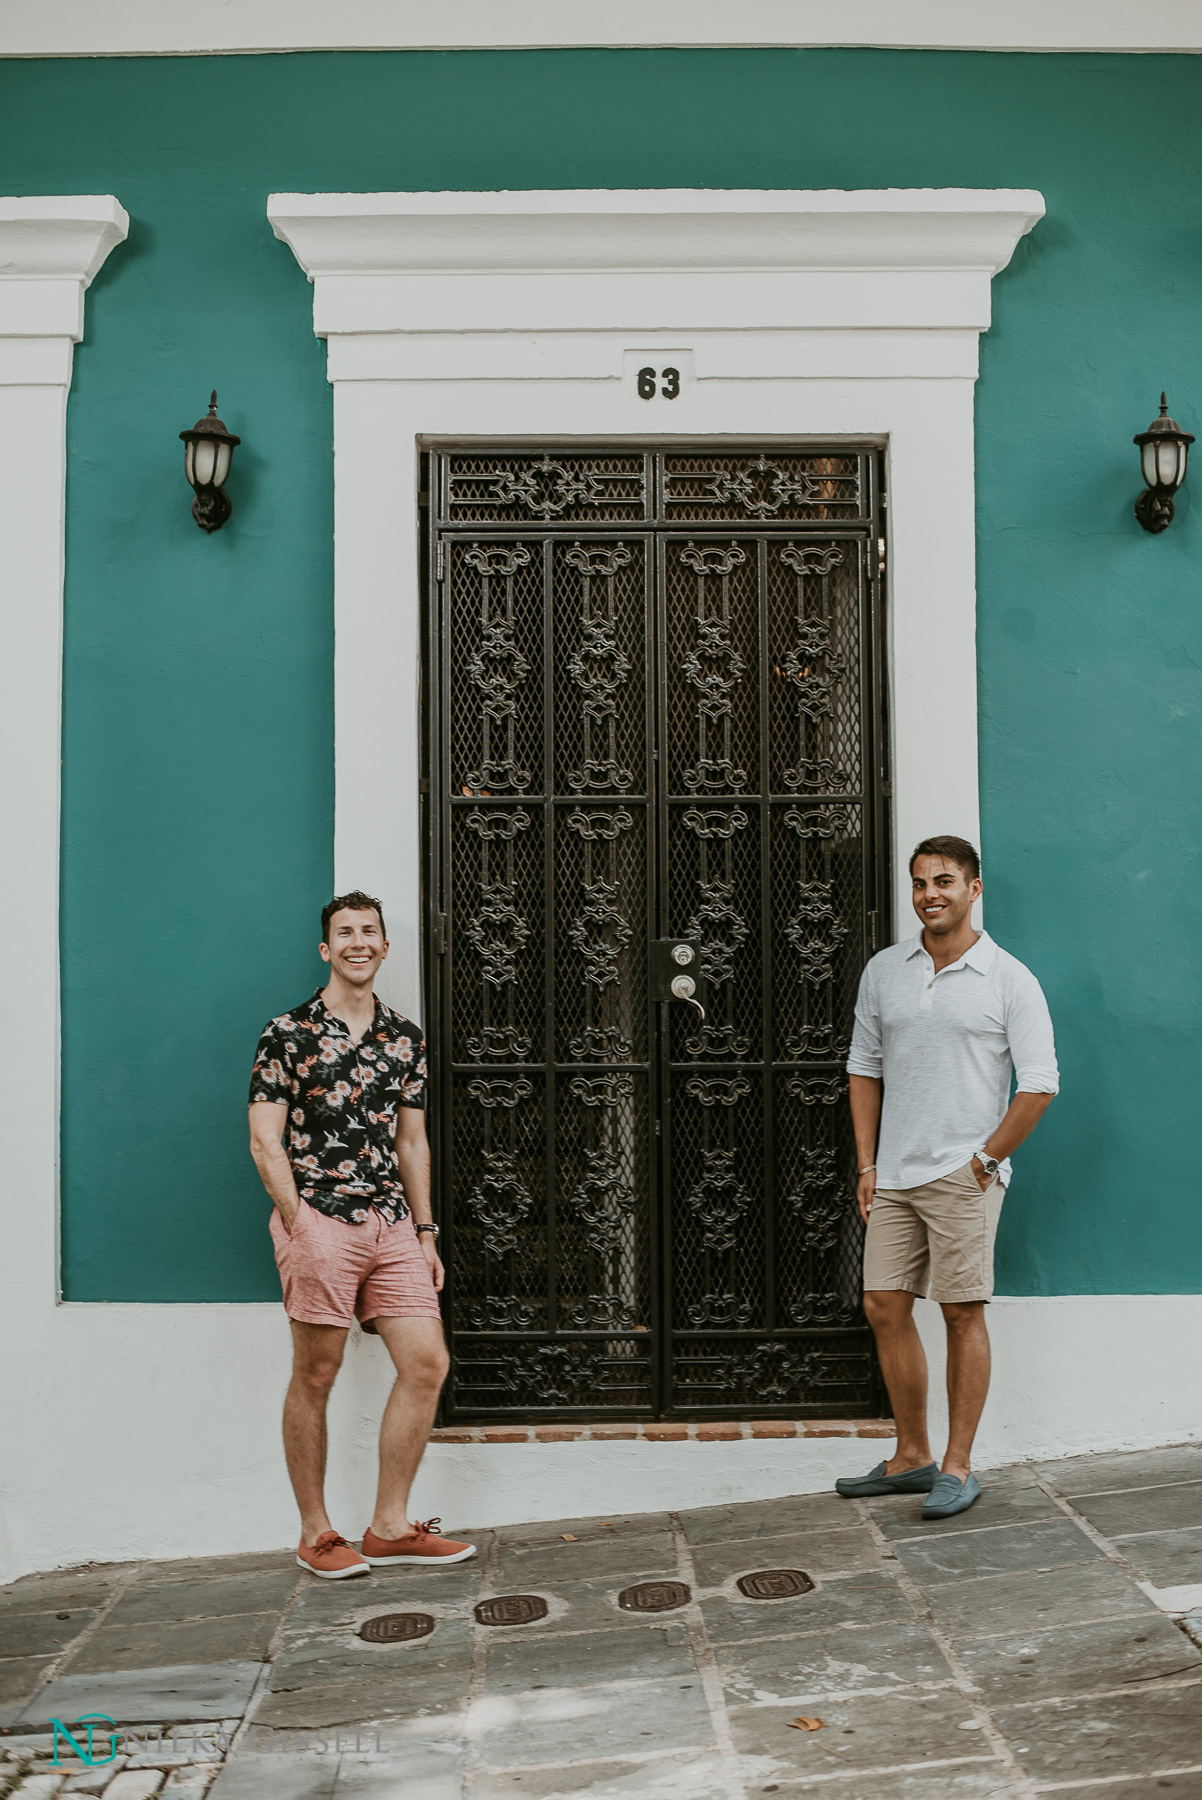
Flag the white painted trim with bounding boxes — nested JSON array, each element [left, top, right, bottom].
[[4, 0, 1202, 56], [0, 195, 128, 1586], [265, 185, 1041, 992]]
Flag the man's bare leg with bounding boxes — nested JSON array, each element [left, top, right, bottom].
[[940, 1301, 991, 1480], [283, 1321, 349, 1545], [862, 1290, 934, 1474], [368, 1316, 451, 1539]]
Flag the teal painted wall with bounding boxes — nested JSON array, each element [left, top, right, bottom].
[[1, 48, 1198, 1299]]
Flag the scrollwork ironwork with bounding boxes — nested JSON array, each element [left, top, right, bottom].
[[722, 1340, 828, 1404], [570, 880, 632, 990], [686, 1292, 753, 1327], [786, 1074, 847, 1107], [467, 1077, 534, 1110], [569, 1074, 635, 1107], [567, 1149, 636, 1256], [465, 882, 530, 987], [681, 806, 748, 839], [784, 880, 848, 985], [466, 1025, 534, 1060], [464, 544, 533, 792], [678, 542, 748, 791], [703, 458, 823, 517], [683, 1149, 752, 1253], [467, 1150, 535, 1258], [684, 1076, 752, 1108], [467, 808, 531, 841], [500, 1341, 607, 1406], [783, 804, 855, 841], [686, 880, 748, 985]]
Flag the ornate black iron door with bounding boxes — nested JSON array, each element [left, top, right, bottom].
[[424, 448, 888, 1420]]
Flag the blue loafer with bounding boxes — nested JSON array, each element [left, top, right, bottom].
[[835, 1461, 939, 1498], [921, 1472, 982, 1519]]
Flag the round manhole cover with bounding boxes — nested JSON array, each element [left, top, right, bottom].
[[474, 1594, 550, 1627], [617, 1580, 691, 1613], [358, 1612, 436, 1643], [735, 1569, 815, 1601]]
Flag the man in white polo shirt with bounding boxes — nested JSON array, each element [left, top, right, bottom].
[[835, 835, 1058, 1519]]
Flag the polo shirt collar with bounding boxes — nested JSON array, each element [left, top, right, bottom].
[[905, 929, 996, 973]]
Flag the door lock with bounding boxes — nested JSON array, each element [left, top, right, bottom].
[[669, 973, 706, 1022], [649, 939, 709, 1017]]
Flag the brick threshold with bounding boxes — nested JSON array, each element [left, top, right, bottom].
[[432, 1418, 895, 1444]]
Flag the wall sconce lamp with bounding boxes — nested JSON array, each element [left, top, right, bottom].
[[180, 391, 241, 533], [1134, 393, 1193, 534]]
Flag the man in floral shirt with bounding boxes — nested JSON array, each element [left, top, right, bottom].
[[249, 890, 474, 1579]]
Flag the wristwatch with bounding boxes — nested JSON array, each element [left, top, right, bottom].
[[415, 1221, 440, 1238], [975, 1151, 1000, 1178]]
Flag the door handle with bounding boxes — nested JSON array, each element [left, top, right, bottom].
[[670, 973, 706, 1023]]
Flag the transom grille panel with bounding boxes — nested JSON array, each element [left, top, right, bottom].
[[426, 447, 888, 1420]]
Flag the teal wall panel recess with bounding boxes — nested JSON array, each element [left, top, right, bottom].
[[0, 49, 1198, 1298]]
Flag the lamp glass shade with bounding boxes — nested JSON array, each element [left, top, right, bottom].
[[192, 438, 218, 487], [1156, 438, 1181, 489], [213, 441, 232, 487], [1141, 440, 1160, 488], [184, 439, 195, 486]]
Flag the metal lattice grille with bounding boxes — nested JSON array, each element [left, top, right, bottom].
[[427, 448, 887, 1420]]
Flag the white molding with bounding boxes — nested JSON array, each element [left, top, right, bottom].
[[265, 185, 1041, 995], [4, 0, 1202, 56], [0, 196, 127, 1584]]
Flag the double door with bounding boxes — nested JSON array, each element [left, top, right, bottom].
[[423, 446, 888, 1419]]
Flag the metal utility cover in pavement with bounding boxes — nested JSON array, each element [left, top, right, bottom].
[[618, 1579, 691, 1613], [736, 1568, 815, 1600], [358, 1612, 436, 1642], [474, 1594, 550, 1627]]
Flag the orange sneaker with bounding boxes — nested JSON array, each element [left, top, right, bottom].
[[361, 1518, 477, 1566], [297, 1530, 371, 1579]]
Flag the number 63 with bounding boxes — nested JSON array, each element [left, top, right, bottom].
[[637, 366, 681, 401]]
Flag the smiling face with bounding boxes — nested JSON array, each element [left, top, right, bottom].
[[910, 854, 982, 938], [319, 907, 389, 988]]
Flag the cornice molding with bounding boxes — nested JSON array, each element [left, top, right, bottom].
[[4, 0, 1202, 55], [0, 196, 130, 349], [267, 188, 1045, 341]]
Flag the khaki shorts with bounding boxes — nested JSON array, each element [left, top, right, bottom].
[[863, 1161, 1004, 1305]]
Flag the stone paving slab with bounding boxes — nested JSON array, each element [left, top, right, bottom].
[[0, 1612, 99, 1661], [68, 1615, 278, 1676], [1003, 1680, 1202, 1783], [0, 1654, 56, 1708], [474, 1576, 681, 1640], [1058, 1778, 1202, 1799], [725, 1686, 986, 1776], [866, 1482, 1063, 1540], [493, 1516, 667, 1548], [768, 1763, 1023, 1798], [1112, 1526, 1202, 1588], [20, 1660, 264, 1728], [207, 1758, 337, 1799], [679, 1493, 852, 1545], [893, 1519, 1099, 1586], [920, 1558, 1163, 1639], [268, 1620, 474, 1695], [691, 1524, 881, 1588], [493, 1531, 677, 1589], [1037, 1445, 1202, 1496], [137, 1553, 296, 1586], [955, 1611, 1202, 1705], [482, 1624, 694, 1696], [253, 1662, 471, 1732], [335, 1738, 464, 1797], [105, 1576, 299, 1629], [283, 1567, 481, 1632], [0, 1576, 121, 1620], [469, 1748, 731, 1799], [714, 1617, 949, 1706], [470, 1676, 713, 1771], [1066, 1479, 1202, 1538], [701, 1570, 912, 1643]]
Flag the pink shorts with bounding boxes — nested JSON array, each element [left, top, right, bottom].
[[269, 1201, 442, 1329]]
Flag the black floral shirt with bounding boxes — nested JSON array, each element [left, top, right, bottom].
[[249, 990, 427, 1224]]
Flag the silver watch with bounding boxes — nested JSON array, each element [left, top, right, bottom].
[[975, 1151, 1000, 1178], [414, 1221, 440, 1238]]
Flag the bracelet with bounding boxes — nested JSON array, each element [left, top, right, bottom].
[[414, 1221, 440, 1238], [859, 1163, 876, 1176]]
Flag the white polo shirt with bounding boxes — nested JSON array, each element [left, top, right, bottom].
[[846, 930, 1059, 1191]]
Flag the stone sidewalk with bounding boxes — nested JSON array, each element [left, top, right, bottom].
[[3, 1444, 1202, 1798]]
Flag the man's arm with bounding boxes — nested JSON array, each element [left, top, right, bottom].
[[849, 1074, 882, 1224], [973, 1091, 1054, 1188], [249, 1101, 301, 1230], [395, 1105, 444, 1293]]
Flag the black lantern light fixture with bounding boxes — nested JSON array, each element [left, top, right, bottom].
[[1133, 393, 1193, 534], [180, 391, 241, 533]]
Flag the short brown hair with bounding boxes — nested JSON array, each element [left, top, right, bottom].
[[321, 889, 387, 944], [908, 836, 980, 882]]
